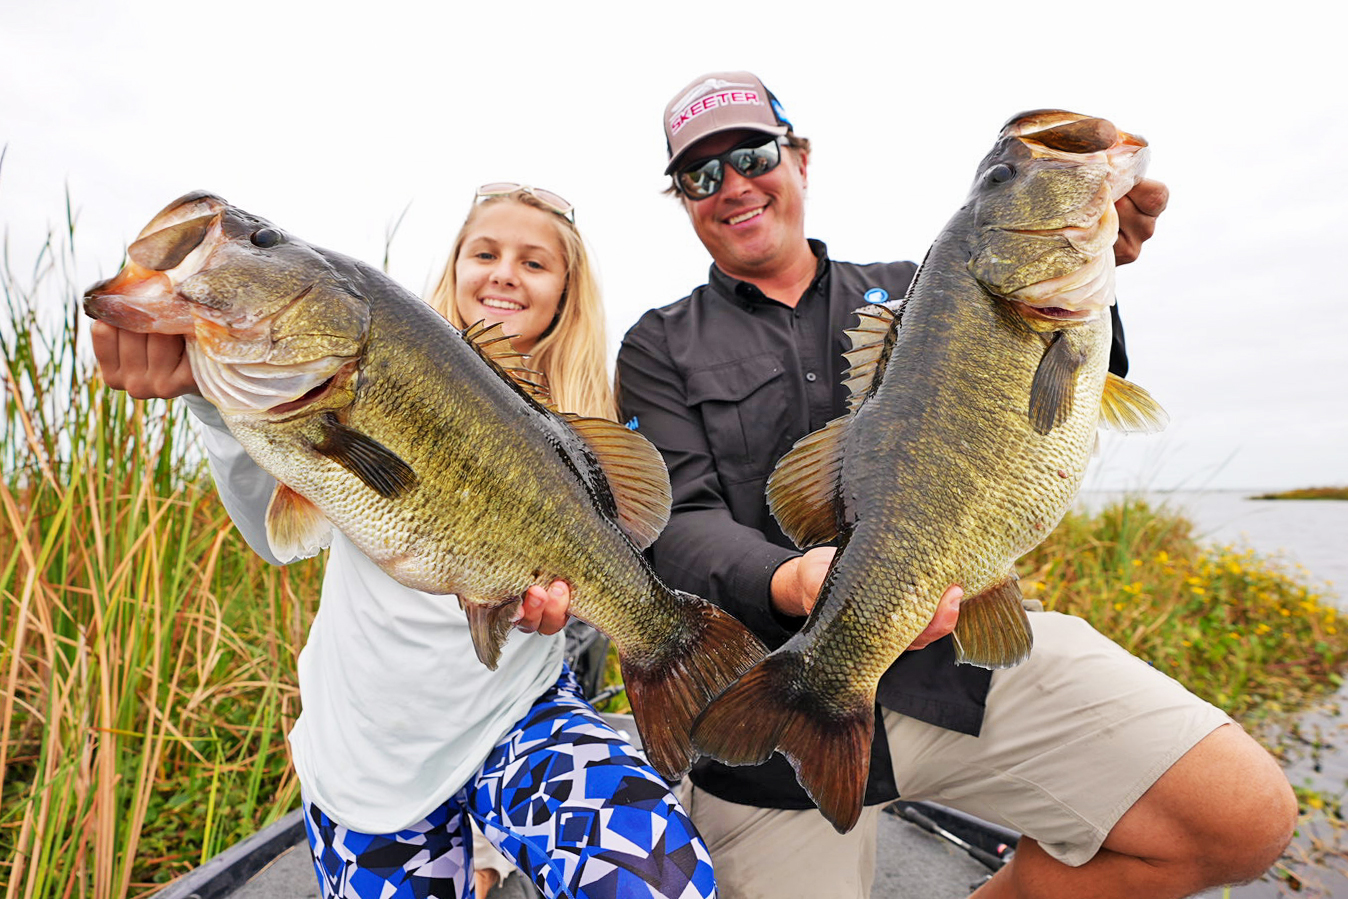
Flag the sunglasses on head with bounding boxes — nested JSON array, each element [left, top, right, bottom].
[[674, 136, 784, 201], [475, 183, 575, 222]]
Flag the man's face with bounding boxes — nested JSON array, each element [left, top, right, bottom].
[[677, 128, 808, 280]]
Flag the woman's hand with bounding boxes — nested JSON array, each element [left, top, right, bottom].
[[514, 580, 572, 635], [90, 321, 198, 399]]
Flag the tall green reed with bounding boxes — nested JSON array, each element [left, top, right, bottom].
[[1, 201, 323, 896]]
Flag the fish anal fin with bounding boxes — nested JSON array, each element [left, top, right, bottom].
[[462, 320, 553, 405], [766, 415, 849, 548], [310, 412, 418, 499], [952, 576, 1034, 669], [462, 597, 523, 670], [691, 651, 873, 834], [1028, 331, 1084, 435], [841, 304, 898, 413], [619, 591, 766, 780], [264, 482, 332, 561], [1100, 373, 1169, 433], [561, 415, 672, 549]]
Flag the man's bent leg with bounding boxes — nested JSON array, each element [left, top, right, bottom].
[[972, 722, 1296, 898], [681, 783, 880, 899], [882, 612, 1295, 899]]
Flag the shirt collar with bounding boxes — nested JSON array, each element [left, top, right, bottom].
[[708, 239, 832, 310]]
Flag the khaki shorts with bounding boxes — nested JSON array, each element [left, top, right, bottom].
[[685, 611, 1233, 896], [678, 781, 882, 899]]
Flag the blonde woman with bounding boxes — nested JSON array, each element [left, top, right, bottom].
[[92, 184, 714, 899]]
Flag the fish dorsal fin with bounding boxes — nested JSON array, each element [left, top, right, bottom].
[[462, 320, 552, 405], [1099, 373, 1169, 433], [562, 414, 671, 549], [310, 412, 418, 498], [460, 596, 523, 670], [265, 482, 333, 562], [841, 304, 899, 412], [766, 415, 850, 548], [1028, 331, 1085, 435], [952, 575, 1033, 669]]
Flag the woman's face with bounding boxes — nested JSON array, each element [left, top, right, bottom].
[[453, 201, 568, 354]]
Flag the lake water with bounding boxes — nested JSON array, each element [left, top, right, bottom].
[[1078, 491, 1348, 897]]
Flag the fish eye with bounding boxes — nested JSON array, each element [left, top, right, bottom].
[[250, 227, 284, 248], [986, 163, 1016, 185]]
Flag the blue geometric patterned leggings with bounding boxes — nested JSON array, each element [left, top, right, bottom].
[[302, 667, 717, 899]]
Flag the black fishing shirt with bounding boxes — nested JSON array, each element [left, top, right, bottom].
[[616, 239, 1128, 810]]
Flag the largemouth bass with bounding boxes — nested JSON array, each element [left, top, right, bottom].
[[690, 111, 1168, 831], [83, 192, 765, 779]]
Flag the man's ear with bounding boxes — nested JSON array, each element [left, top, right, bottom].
[[795, 148, 810, 189]]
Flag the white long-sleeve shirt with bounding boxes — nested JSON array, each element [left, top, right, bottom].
[[185, 396, 564, 833]]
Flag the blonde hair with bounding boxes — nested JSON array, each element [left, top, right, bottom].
[[428, 191, 616, 421]]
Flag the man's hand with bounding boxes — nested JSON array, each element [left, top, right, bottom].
[[1113, 177, 1169, 266], [513, 580, 572, 635], [91, 321, 198, 399], [769, 548, 962, 650]]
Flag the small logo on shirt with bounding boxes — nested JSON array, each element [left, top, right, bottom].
[[863, 288, 889, 304], [624, 416, 639, 431]]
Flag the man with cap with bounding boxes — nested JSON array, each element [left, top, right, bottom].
[[616, 71, 1296, 899]]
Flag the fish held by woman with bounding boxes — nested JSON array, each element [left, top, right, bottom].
[[689, 111, 1169, 832], [82, 191, 765, 779]]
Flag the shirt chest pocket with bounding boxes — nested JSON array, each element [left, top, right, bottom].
[[686, 354, 790, 487]]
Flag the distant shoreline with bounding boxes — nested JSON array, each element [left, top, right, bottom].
[[1249, 487, 1348, 501]]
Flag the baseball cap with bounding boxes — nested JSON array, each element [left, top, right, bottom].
[[663, 71, 792, 175]]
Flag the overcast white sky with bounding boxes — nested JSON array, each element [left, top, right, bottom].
[[2, 0, 1344, 491]]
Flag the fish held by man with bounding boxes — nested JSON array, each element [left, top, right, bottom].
[[689, 110, 1169, 832], [82, 191, 766, 779]]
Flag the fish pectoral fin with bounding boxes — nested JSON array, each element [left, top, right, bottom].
[[462, 320, 552, 405], [841, 304, 899, 413], [952, 576, 1034, 669], [1099, 373, 1169, 433], [309, 412, 418, 499], [1028, 331, 1085, 435], [563, 415, 672, 550], [765, 415, 849, 548], [462, 597, 523, 671], [264, 483, 333, 561]]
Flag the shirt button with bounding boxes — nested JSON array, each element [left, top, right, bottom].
[[805, 372, 818, 382]]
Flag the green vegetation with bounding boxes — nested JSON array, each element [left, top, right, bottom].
[[1022, 500, 1347, 722], [2, 206, 1343, 896], [1251, 486, 1348, 501], [1, 216, 324, 894]]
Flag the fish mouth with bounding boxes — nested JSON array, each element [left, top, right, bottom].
[[1003, 110, 1148, 156], [84, 261, 197, 335], [1012, 301, 1095, 323]]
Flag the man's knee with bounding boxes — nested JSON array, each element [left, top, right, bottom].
[[1196, 737, 1297, 881], [1110, 723, 1295, 882]]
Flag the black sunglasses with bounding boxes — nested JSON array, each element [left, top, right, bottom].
[[674, 136, 784, 200]]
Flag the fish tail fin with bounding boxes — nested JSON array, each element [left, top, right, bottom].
[[691, 651, 874, 833], [619, 591, 766, 782]]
